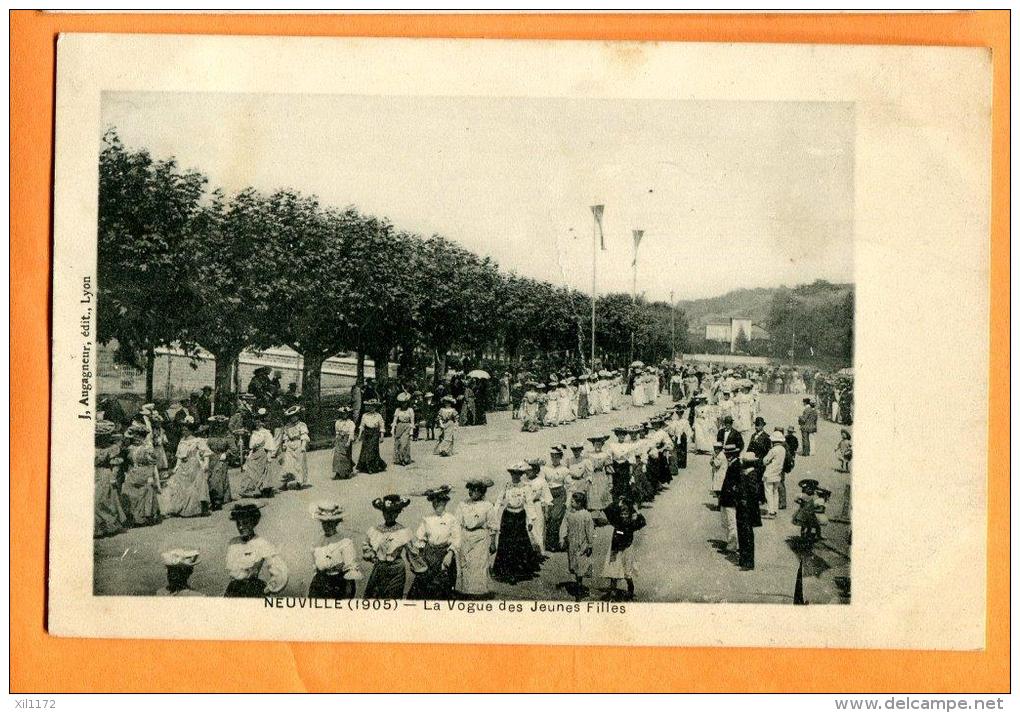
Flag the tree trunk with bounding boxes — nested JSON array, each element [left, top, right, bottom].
[[356, 351, 365, 383], [144, 345, 156, 402], [397, 339, 416, 381], [434, 349, 447, 388], [370, 346, 391, 381], [212, 346, 241, 414], [302, 352, 326, 405], [232, 355, 241, 394]]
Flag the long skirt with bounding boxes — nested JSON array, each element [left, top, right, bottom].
[[207, 460, 232, 511], [544, 400, 559, 426], [633, 463, 655, 503], [521, 403, 540, 432], [694, 421, 715, 452], [224, 577, 266, 598], [393, 421, 413, 465], [356, 427, 387, 473], [364, 560, 406, 599], [491, 509, 539, 581], [407, 544, 456, 600], [676, 433, 688, 469], [577, 392, 589, 419], [588, 467, 613, 511], [489, 510, 538, 583], [278, 447, 307, 488], [610, 462, 631, 501], [433, 423, 456, 456], [121, 468, 160, 526], [308, 572, 356, 599], [655, 453, 672, 486], [544, 487, 567, 552], [456, 527, 492, 595], [530, 504, 547, 554], [332, 435, 354, 479], [94, 470, 126, 537], [238, 448, 271, 497]]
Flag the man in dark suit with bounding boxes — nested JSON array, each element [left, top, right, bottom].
[[746, 416, 770, 460], [716, 415, 744, 457], [745, 416, 771, 505], [798, 398, 819, 456]]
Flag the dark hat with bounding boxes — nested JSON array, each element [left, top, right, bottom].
[[549, 446, 563, 456], [373, 494, 411, 512], [754, 416, 767, 427], [229, 501, 264, 521], [254, 366, 271, 376], [423, 484, 453, 502], [526, 457, 546, 467], [721, 415, 734, 424], [587, 434, 610, 443], [506, 462, 531, 474], [201, 385, 213, 393], [803, 397, 812, 404], [798, 479, 820, 491], [612, 426, 629, 435], [465, 477, 495, 491]]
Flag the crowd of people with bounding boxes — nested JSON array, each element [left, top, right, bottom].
[[95, 357, 851, 601]]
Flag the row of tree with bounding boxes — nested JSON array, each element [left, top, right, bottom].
[[99, 130, 690, 403]]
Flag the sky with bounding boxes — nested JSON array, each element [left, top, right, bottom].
[[102, 91, 854, 302]]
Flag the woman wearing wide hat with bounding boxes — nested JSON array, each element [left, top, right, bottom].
[[433, 395, 459, 457], [94, 420, 127, 538], [121, 425, 162, 528], [156, 549, 204, 597], [362, 494, 413, 598], [237, 408, 276, 498], [308, 501, 362, 599], [332, 405, 356, 480], [205, 415, 233, 511], [491, 463, 541, 584], [455, 477, 496, 598], [224, 501, 289, 597], [407, 485, 460, 600], [355, 399, 387, 474], [278, 404, 310, 490], [391, 392, 415, 466]]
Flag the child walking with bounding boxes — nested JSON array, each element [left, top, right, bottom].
[[560, 491, 596, 601]]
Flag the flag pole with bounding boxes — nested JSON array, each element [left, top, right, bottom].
[[591, 213, 596, 369], [670, 289, 676, 361]]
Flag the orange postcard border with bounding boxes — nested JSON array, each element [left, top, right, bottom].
[[10, 10, 1009, 693]]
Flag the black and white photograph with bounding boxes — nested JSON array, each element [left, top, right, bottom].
[[48, 35, 990, 649], [90, 90, 855, 606]]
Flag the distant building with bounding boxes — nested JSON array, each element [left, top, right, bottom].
[[704, 317, 766, 353]]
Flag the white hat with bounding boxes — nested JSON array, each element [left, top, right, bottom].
[[161, 549, 200, 567]]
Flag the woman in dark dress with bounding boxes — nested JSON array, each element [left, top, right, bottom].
[[355, 399, 387, 474], [223, 502, 289, 597], [362, 495, 413, 598], [205, 415, 233, 511], [491, 463, 541, 584]]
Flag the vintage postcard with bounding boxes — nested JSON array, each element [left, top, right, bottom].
[[49, 33, 991, 648]]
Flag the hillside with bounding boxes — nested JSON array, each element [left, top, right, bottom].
[[679, 281, 853, 332]]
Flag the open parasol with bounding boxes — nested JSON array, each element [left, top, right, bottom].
[[467, 369, 491, 379]]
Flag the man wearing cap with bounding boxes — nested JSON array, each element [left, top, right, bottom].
[[798, 398, 819, 456], [761, 430, 788, 518]]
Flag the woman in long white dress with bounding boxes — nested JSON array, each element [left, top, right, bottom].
[[694, 397, 717, 453]]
